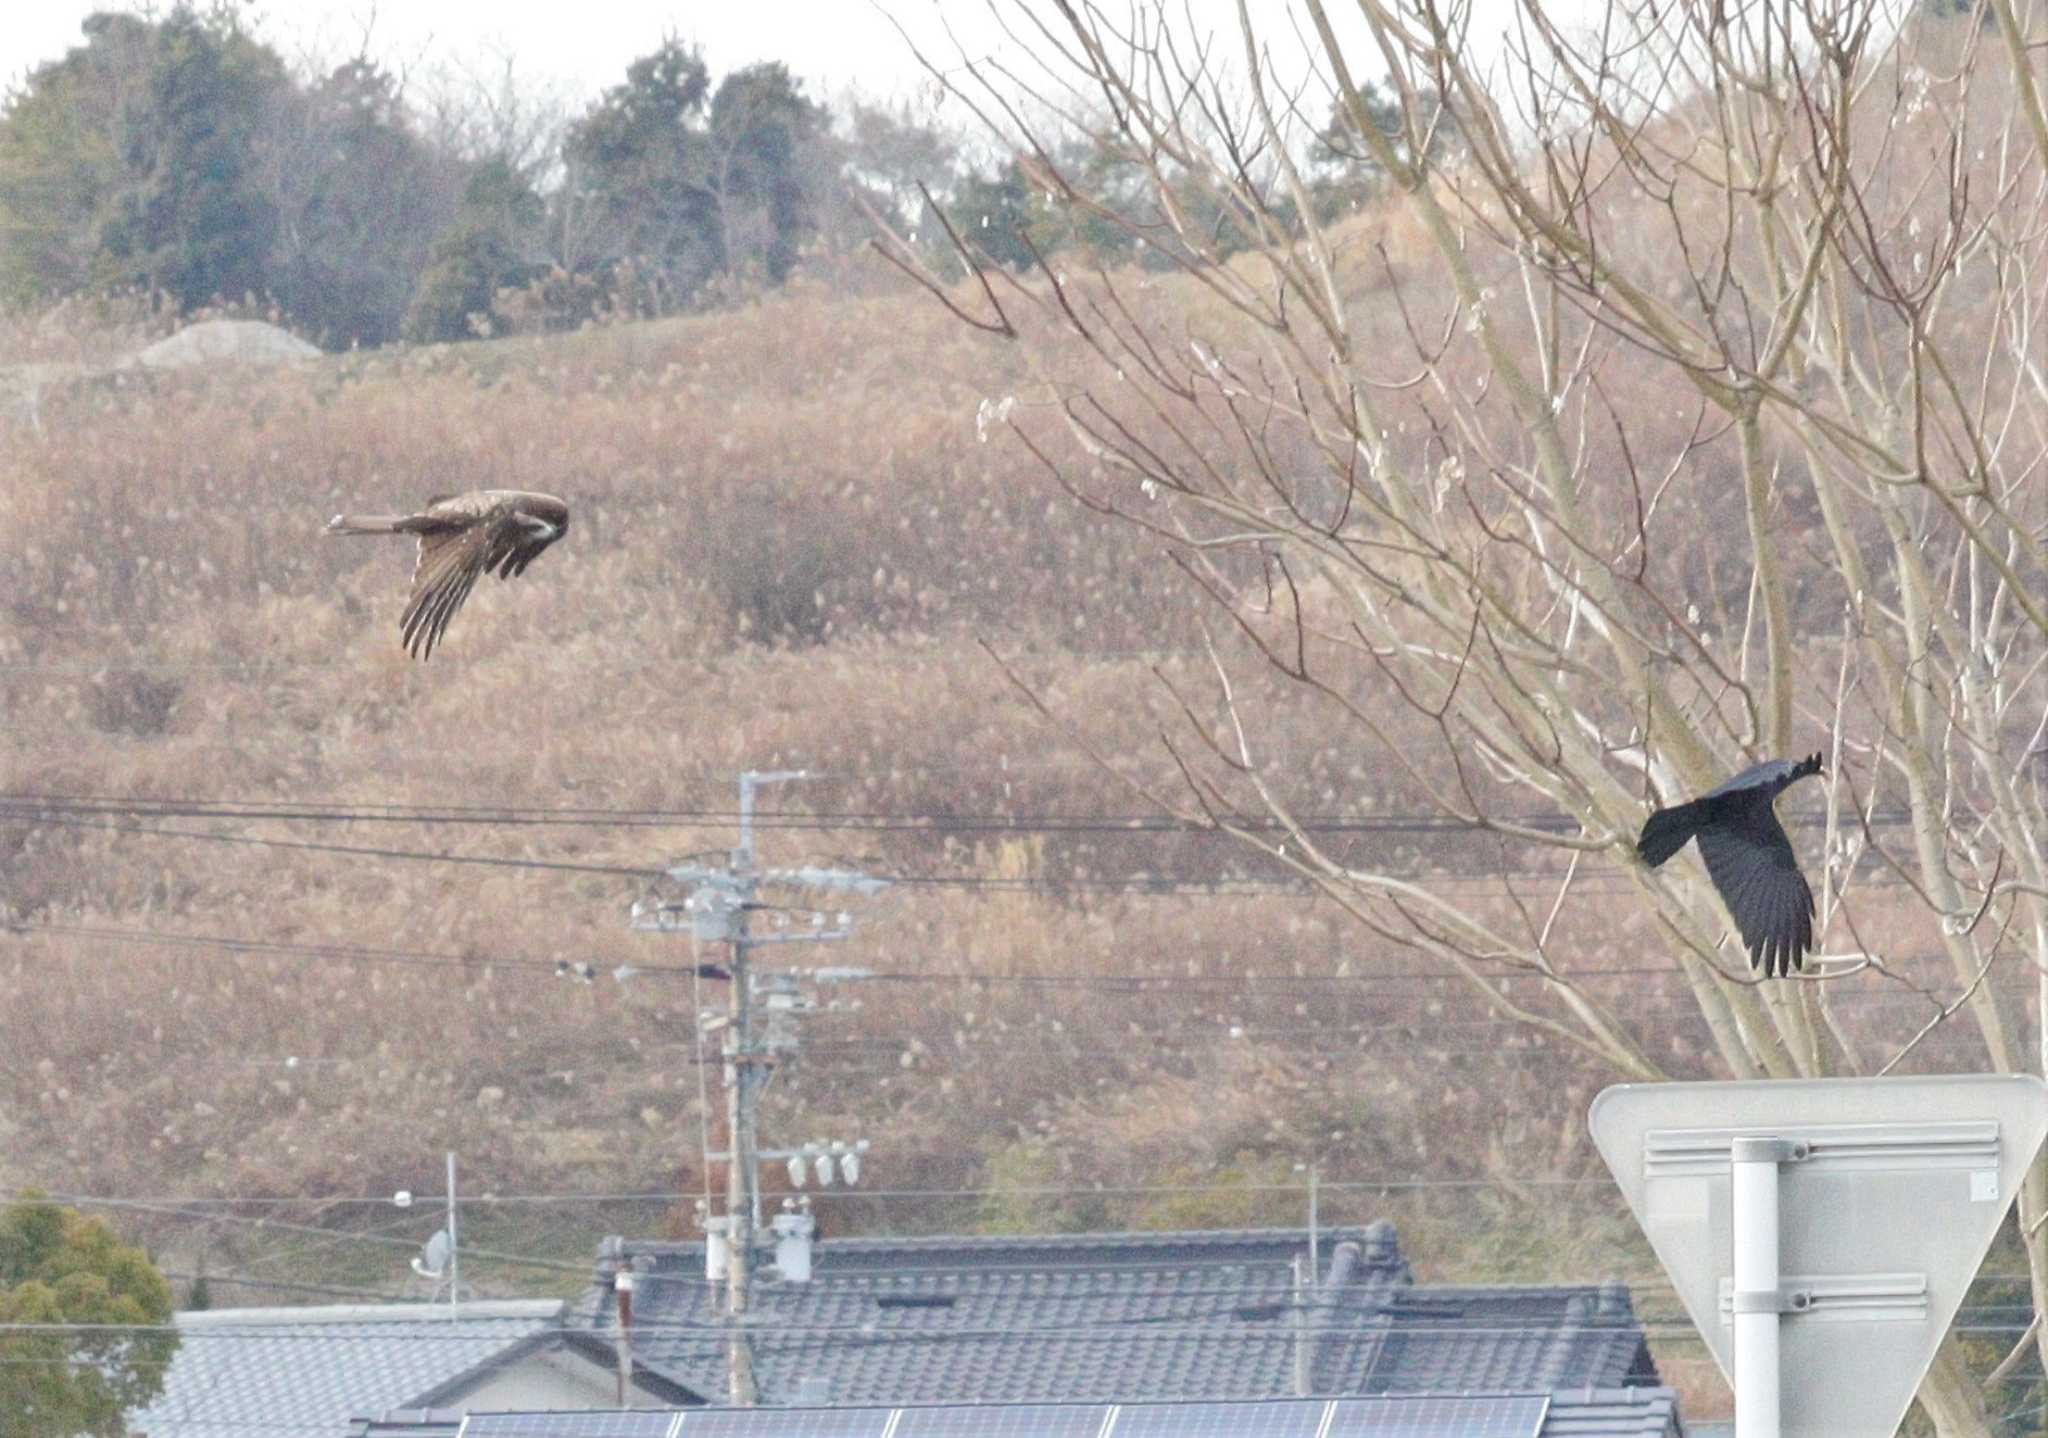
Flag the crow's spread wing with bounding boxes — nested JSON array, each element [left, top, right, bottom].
[[1695, 810, 1815, 976]]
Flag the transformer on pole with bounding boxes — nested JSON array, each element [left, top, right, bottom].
[[629, 770, 885, 1405]]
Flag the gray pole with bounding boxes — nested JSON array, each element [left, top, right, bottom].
[[445, 1151, 458, 1315], [1291, 1254, 1310, 1397], [1732, 1136, 1793, 1438], [1308, 1164, 1319, 1281], [722, 769, 803, 1405], [725, 785, 760, 1406], [626, 768, 873, 1410]]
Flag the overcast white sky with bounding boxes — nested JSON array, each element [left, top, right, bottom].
[[1, 2, 970, 104], [0, 1, 1392, 116]]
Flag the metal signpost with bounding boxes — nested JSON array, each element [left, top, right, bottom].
[[1591, 1074, 2048, 1438]]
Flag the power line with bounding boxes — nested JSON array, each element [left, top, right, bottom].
[[0, 647, 1216, 678], [0, 1308, 2033, 1343], [0, 804, 1955, 901], [154, 1268, 409, 1302], [14, 1176, 1618, 1211], [22, 1192, 599, 1279], [0, 810, 1314, 893], [0, 810, 654, 876], [20, 918, 2006, 1015], [0, 788, 1908, 838], [0, 1317, 1767, 1340]]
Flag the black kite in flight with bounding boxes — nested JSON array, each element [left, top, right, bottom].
[[327, 489, 569, 659]]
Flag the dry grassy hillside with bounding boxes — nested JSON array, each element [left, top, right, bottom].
[[0, 197, 1994, 1419], [0, 263, 1635, 1237]]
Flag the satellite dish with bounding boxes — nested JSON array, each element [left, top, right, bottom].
[[412, 1228, 450, 1279]]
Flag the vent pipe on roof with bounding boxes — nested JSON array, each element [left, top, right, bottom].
[[1361, 1219, 1398, 1267], [614, 1269, 635, 1409], [1323, 1240, 1361, 1290]]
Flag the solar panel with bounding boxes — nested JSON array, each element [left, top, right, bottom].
[[461, 1413, 678, 1438], [892, 1402, 1114, 1437], [1108, 1399, 1328, 1437], [1322, 1394, 1548, 1438], [673, 1407, 894, 1438]]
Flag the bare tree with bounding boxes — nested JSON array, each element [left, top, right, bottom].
[[416, 47, 571, 182], [883, 1, 2048, 1430]]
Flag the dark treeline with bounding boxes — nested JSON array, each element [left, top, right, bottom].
[[0, 8, 917, 347], [0, 7, 1435, 351]]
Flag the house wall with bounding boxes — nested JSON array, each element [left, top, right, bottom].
[[455, 1347, 655, 1409]]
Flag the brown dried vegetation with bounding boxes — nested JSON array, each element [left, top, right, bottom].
[[0, 265, 1678, 1292], [0, 33, 2035, 1418]]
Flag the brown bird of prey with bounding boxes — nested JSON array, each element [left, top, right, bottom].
[[326, 489, 569, 659]]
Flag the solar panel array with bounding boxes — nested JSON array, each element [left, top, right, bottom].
[[1325, 1395, 1549, 1437], [677, 1410, 891, 1438], [1109, 1399, 1328, 1438], [453, 1395, 1550, 1438], [462, 1417, 679, 1438], [463, 1415, 681, 1438], [890, 1402, 1112, 1438]]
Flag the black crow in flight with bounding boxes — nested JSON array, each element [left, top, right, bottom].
[[1636, 754, 1825, 977]]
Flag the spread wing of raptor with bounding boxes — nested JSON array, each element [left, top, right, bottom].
[[1635, 753, 1825, 977], [326, 489, 569, 659]]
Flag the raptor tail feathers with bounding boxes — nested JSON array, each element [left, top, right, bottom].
[[326, 514, 408, 535]]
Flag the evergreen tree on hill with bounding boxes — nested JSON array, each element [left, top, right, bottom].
[[557, 41, 832, 313], [405, 155, 546, 342], [0, 8, 282, 310]]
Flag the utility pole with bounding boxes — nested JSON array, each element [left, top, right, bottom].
[[444, 1151, 459, 1315], [630, 770, 884, 1406], [723, 779, 768, 1407]]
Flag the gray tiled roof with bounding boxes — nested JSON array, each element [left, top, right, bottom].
[[580, 1224, 1654, 1408], [1542, 1385, 1686, 1436], [1316, 1281, 1655, 1394], [343, 1413, 461, 1438], [353, 1386, 1688, 1437], [127, 1300, 565, 1438], [586, 1225, 1408, 1405]]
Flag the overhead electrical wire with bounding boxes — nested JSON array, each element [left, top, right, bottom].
[[0, 787, 1909, 837], [0, 1307, 2034, 1344], [0, 793, 2010, 1336], [0, 807, 1314, 893], [13, 919, 2002, 1008], [0, 809, 656, 877], [0, 804, 1939, 899]]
